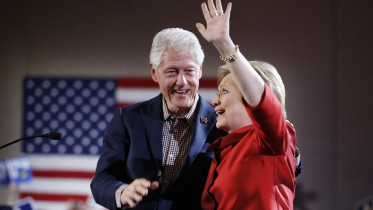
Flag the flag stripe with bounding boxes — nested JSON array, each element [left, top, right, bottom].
[[32, 170, 95, 179], [116, 78, 158, 88], [28, 155, 99, 172], [19, 177, 91, 194], [116, 102, 131, 108], [20, 193, 88, 202], [25, 200, 72, 210], [115, 88, 160, 103]]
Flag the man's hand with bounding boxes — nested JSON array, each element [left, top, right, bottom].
[[120, 178, 159, 208]]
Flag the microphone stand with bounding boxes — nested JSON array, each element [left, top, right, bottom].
[[0, 132, 61, 150]]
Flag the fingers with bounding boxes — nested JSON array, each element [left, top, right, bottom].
[[195, 23, 206, 34], [204, 0, 226, 17], [201, 2, 211, 21], [225, 2, 232, 19], [207, 0, 217, 17], [196, 3, 209, 36], [197, 0, 232, 43], [120, 179, 159, 208], [215, 0, 224, 15]]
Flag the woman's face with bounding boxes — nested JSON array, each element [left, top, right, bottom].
[[212, 74, 252, 133]]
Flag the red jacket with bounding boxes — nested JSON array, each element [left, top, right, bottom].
[[201, 85, 297, 210]]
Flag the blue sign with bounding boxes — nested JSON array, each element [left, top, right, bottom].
[[0, 155, 32, 186]]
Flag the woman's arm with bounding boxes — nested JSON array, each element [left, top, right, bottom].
[[196, 0, 265, 108]]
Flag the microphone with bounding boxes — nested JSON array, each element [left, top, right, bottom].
[[40, 131, 61, 140], [0, 131, 62, 149]]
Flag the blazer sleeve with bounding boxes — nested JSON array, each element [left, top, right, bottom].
[[91, 108, 129, 210]]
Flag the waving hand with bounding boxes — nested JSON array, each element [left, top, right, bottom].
[[196, 0, 232, 46]]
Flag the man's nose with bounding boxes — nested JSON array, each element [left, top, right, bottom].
[[176, 73, 187, 86]]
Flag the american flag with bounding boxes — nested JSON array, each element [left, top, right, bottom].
[[20, 77, 217, 210]]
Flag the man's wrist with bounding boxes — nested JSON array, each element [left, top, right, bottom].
[[115, 184, 128, 208]]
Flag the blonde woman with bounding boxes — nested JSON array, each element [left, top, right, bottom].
[[196, 0, 297, 209]]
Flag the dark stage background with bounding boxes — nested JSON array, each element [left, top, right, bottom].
[[1, 0, 373, 209]]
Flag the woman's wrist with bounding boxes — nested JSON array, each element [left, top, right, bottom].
[[220, 44, 239, 62], [213, 39, 236, 57]]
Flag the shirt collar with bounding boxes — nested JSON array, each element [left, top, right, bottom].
[[162, 94, 199, 126]]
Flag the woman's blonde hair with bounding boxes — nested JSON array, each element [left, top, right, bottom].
[[217, 61, 287, 118]]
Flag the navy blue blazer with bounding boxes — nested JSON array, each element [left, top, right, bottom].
[[91, 94, 225, 210]]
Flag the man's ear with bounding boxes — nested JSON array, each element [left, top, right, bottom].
[[198, 66, 203, 79], [150, 64, 157, 82]]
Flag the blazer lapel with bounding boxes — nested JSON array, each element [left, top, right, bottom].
[[176, 96, 216, 177], [140, 94, 164, 169]]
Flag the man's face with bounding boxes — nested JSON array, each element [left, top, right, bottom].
[[150, 48, 202, 116]]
